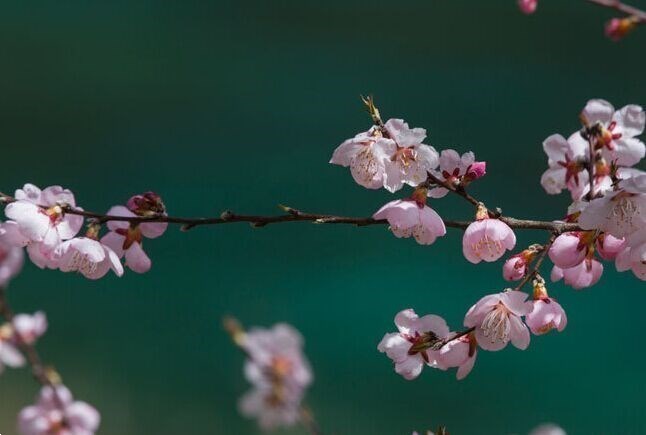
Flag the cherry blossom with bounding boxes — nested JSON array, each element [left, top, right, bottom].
[[373, 193, 446, 245], [615, 230, 646, 280], [55, 237, 124, 280], [428, 149, 486, 198], [464, 290, 532, 351], [12, 312, 48, 345], [100, 205, 168, 273], [463, 208, 516, 264], [551, 259, 604, 289], [578, 174, 646, 238], [539, 133, 587, 199], [18, 385, 100, 435], [0, 312, 46, 375], [438, 332, 477, 380], [0, 225, 24, 287], [518, 0, 538, 14], [503, 245, 541, 281], [526, 298, 567, 335], [239, 385, 304, 430], [3, 184, 84, 269], [0, 322, 25, 374], [580, 99, 645, 167], [378, 309, 450, 380]]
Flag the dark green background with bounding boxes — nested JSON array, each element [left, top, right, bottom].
[[1, 1, 645, 434]]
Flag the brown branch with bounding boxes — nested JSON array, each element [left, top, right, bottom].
[[585, 0, 646, 22], [515, 232, 558, 291]]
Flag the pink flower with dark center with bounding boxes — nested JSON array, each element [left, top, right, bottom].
[[540, 133, 588, 199], [518, 0, 538, 14], [55, 237, 124, 280], [373, 195, 446, 245], [581, 99, 645, 167], [378, 309, 450, 380], [100, 205, 168, 273], [429, 149, 485, 198], [464, 290, 532, 351], [463, 208, 516, 264], [18, 385, 100, 435]]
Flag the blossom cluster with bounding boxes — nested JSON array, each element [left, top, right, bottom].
[[0, 185, 168, 281], [234, 323, 313, 430]]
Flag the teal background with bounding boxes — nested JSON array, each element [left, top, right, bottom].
[[1, 1, 645, 434]]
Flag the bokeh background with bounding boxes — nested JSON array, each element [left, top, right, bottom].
[[1, 1, 645, 434]]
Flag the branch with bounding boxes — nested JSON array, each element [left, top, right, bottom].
[[585, 0, 646, 23], [515, 232, 558, 291], [0, 192, 581, 234]]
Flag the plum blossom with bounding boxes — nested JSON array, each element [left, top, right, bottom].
[[526, 298, 567, 335], [55, 237, 124, 280], [503, 245, 541, 281], [3, 184, 84, 268], [551, 260, 604, 289], [380, 119, 439, 192], [378, 309, 450, 380], [463, 206, 516, 264], [428, 149, 486, 198], [540, 133, 588, 199], [581, 99, 645, 167], [373, 192, 446, 245], [518, 0, 538, 14], [238, 323, 312, 430], [0, 312, 47, 375], [330, 126, 394, 189], [100, 203, 168, 273], [615, 229, 646, 280], [438, 332, 478, 380], [464, 290, 532, 351], [18, 385, 100, 435], [0, 225, 24, 287], [578, 174, 646, 238]]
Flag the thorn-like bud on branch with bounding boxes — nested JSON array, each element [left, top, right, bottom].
[[361, 95, 383, 126], [605, 16, 638, 41], [278, 204, 299, 216], [475, 202, 489, 220], [532, 274, 549, 300], [44, 366, 62, 385], [410, 186, 428, 207], [220, 210, 234, 221], [223, 316, 246, 347]]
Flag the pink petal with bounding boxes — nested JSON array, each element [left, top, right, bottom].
[[125, 242, 151, 273]]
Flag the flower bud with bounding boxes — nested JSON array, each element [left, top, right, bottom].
[[518, 0, 538, 14], [605, 17, 637, 41], [127, 192, 166, 216], [464, 161, 487, 183]]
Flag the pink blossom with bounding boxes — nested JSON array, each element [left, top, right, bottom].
[[126, 191, 166, 216], [548, 233, 587, 269], [464, 290, 532, 351], [100, 206, 167, 273], [540, 133, 587, 199], [378, 309, 450, 380], [12, 311, 48, 345], [429, 149, 485, 198], [615, 230, 646, 280], [373, 199, 446, 245], [596, 233, 626, 260], [605, 17, 637, 41], [462, 218, 516, 264], [518, 0, 538, 14], [0, 225, 24, 287], [503, 246, 540, 281], [438, 333, 477, 380], [581, 99, 645, 167], [526, 298, 567, 335], [18, 385, 100, 435], [55, 237, 124, 280], [578, 175, 646, 238], [238, 386, 303, 430], [0, 311, 46, 375], [381, 119, 439, 192], [0, 324, 25, 374], [551, 259, 603, 289], [329, 127, 394, 189]]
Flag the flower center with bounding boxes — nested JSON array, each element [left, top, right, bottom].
[[44, 205, 64, 225], [67, 250, 99, 276], [611, 192, 638, 230], [481, 303, 511, 344], [471, 234, 503, 258]]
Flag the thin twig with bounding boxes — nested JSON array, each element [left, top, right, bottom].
[[585, 0, 646, 22], [515, 232, 558, 291]]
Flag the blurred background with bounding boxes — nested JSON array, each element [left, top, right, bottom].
[[1, 1, 645, 434]]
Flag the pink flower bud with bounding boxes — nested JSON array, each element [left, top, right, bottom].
[[518, 0, 538, 14], [605, 17, 637, 42], [127, 191, 166, 216], [465, 161, 487, 182]]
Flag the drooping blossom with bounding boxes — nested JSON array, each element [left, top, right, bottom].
[[373, 190, 446, 245], [100, 201, 168, 273], [378, 309, 450, 380], [518, 0, 538, 14], [428, 149, 486, 198], [615, 229, 646, 280], [463, 206, 516, 264], [528, 423, 567, 435], [0, 312, 47, 375], [605, 17, 638, 42], [539, 133, 588, 199], [330, 126, 395, 189], [503, 245, 541, 281], [380, 119, 440, 193], [525, 279, 567, 335], [578, 174, 646, 238], [551, 259, 604, 289], [0, 224, 24, 287], [438, 332, 478, 380], [580, 99, 645, 167], [463, 290, 532, 351], [238, 323, 312, 430], [54, 237, 124, 280], [18, 385, 100, 435], [3, 184, 84, 268]]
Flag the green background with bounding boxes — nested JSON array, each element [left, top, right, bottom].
[[1, 1, 645, 434]]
